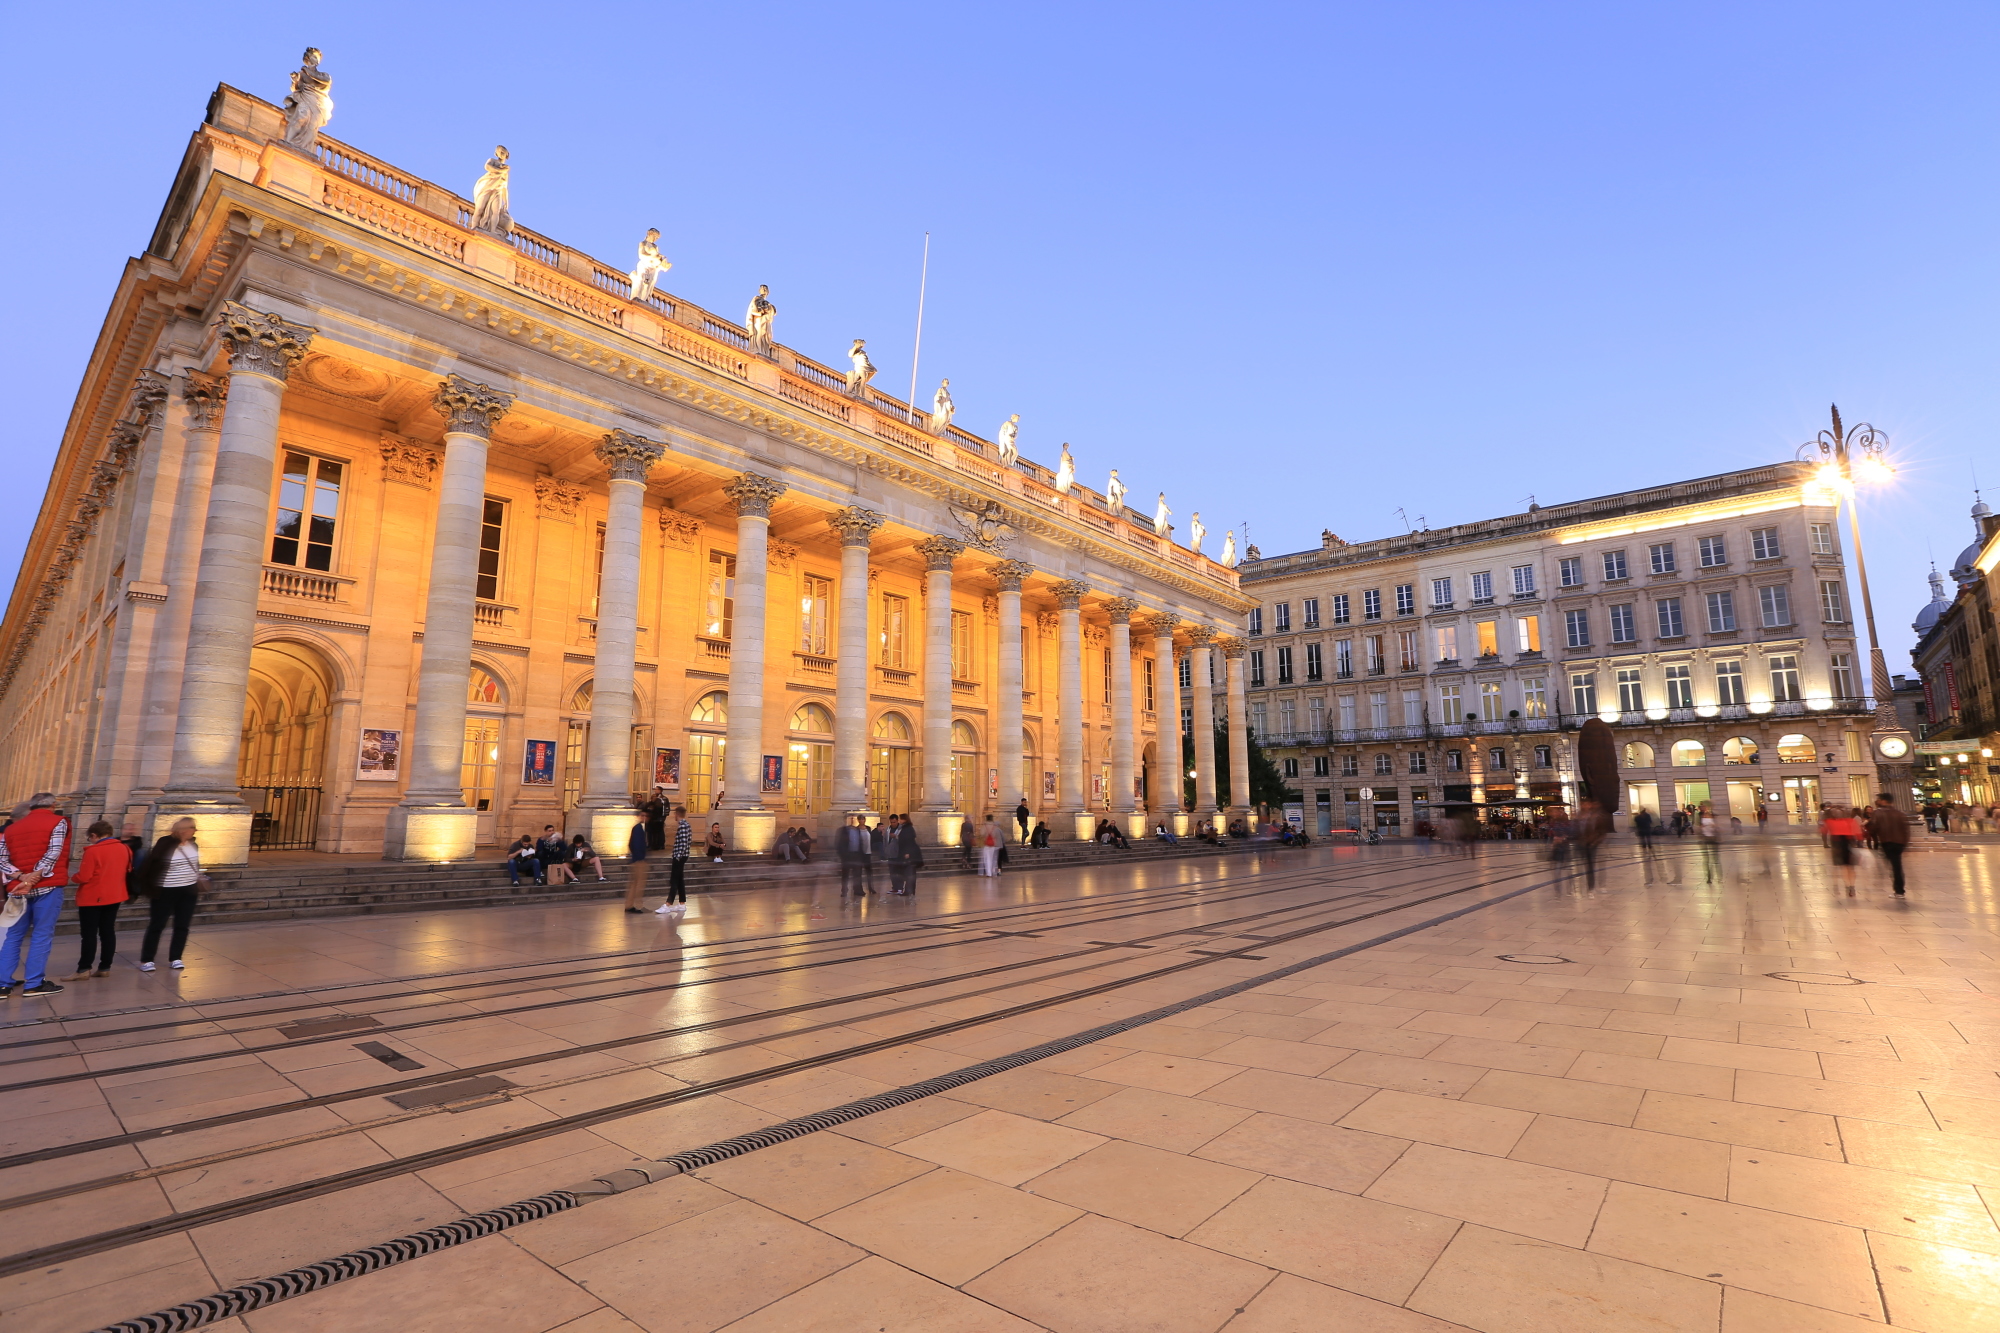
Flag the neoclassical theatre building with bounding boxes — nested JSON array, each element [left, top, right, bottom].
[[0, 77, 1255, 865], [1239, 463, 1880, 834]]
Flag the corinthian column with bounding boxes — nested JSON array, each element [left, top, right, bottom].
[[1051, 579, 1091, 840], [1105, 598, 1141, 835], [387, 373, 516, 861], [155, 304, 316, 863], [914, 535, 967, 846], [827, 506, 885, 819], [1149, 613, 1184, 833], [992, 560, 1033, 840], [721, 473, 786, 854], [580, 430, 666, 850], [1223, 638, 1252, 824], [1187, 625, 1219, 830]]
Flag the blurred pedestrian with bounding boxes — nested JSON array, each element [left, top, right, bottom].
[[1, 792, 72, 996], [66, 820, 131, 979]]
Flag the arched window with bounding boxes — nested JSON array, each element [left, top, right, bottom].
[[873, 712, 913, 742], [1671, 740, 1706, 767], [1622, 741, 1654, 769], [952, 720, 979, 749], [950, 720, 980, 813], [468, 667, 504, 707], [1777, 733, 1815, 763], [690, 691, 728, 725], [1723, 736, 1760, 765], [790, 702, 833, 734], [569, 680, 594, 713], [870, 712, 916, 813]]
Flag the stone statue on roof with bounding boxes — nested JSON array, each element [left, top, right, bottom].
[[628, 229, 669, 303], [845, 339, 876, 398], [1189, 512, 1206, 554], [1054, 443, 1075, 494], [1153, 492, 1171, 536], [282, 48, 334, 152], [746, 285, 777, 356], [930, 378, 955, 436], [1221, 531, 1237, 567], [1106, 469, 1128, 515], [996, 414, 1020, 466], [471, 146, 512, 236]]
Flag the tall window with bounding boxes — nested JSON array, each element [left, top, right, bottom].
[[1705, 591, 1736, 633], [1409, 751, 1428, 773], [1276, 645, 1293, 684], [879, 593, 907, 667], [1819, 580, 1846, 623], [1657, 597, 1684, 638], [1332, 593, 1350, 624], [1277, 700, 1294, 733], [1178, 653, 1192, 691], [1699, 535, 1727, 568], [1372, 692, 1391, 727], [1516, 616, 1541, 653], [1831, 652, 1856, 699], [1480, 681, 1502, 721], [799, 574, 832, 655], [1342, 753, 1361, 777], [1445, 750, 1462, 772], [1649, 542, 1677, 574], [1336, 639, 1353, 677], [1437, 625, 1459, 660], [1401, 688, 1421, 724], [1102, 645, 1112, 704], [1339, 695, 1357, 728], [1751, 527, 1781, 560], [1565, 610, 1590, 648], [593, 523, 606, 614], [1249, 650, 1266, 687], [1665, 664, 1693, 708], [1609, 605, 1636, 643], [1309, 696, 1326, 730], [1398, 630, 1419, 670], [1522, 676, 1548, 718], [1617, 668, 1644, 712], [1809, 523, 1835, 555], [1248, 607, 1264, 636], [270, 451, 343, 571], [1559, 557, 1583, 588], [1375, 752, 1395, 775], [1431, 577, 1454, 608], [1476, 622, 1499, 657], [1366, 635, 1385, 670], [1367, 588, 1386, 619], [1759, 585, 1791, 628], [1602, 550, 1628, 581], [475, 499, 505, 601], [1143, 657, 1156, 711], [1393, 585, 1412, 616], [1769, 654, 1802, 702], [1274, 602, 1291, 632], [1715, 660, 1746, 704], [1570, 671, 1597, 715], [1438, 683, 1461, 721], [1512, 565, 1536, 596], [951, 609, 974, 679], [1303, 598, 1320, 627], [1470, 572, 1494, 602], [1305, 642, 1323, 681], [1534, 744, 1552, 768], [706, 551, 736, 638]]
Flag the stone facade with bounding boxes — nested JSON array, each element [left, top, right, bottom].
[[0, 83, 1252, 864]]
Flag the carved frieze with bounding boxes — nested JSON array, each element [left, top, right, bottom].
[[769, 541, 799, 572], [535, 478, 584, 518], [379, 437, 441, 488], [659, 511, 704, 548]]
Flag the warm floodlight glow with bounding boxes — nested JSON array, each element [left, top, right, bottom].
[[1807, 695, 1833, 711], [1599, 709, 1620, 723], [1695, 704, 1719, 718], [1645, 708, 1668, 721], [1855, 455, 1896, 484], [1748, 700, 1773, 715]]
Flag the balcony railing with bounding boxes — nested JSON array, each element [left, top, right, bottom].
[[1256, 697, 1873, 750]]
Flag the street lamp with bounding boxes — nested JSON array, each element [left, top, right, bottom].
[[1796, 404, 1915, 807]]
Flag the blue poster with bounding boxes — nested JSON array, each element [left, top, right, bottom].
[[523, 739, 557, 786]]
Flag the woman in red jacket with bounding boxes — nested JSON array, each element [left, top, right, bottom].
[[67, 820, 131, 978]]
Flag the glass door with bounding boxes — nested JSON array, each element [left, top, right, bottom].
[[461, 717, 500, 844]]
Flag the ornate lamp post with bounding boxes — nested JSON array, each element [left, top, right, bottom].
[[1796, 405, 1916, 808]]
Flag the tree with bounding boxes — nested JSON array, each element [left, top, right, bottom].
[[1182, 725, 1300, 809]]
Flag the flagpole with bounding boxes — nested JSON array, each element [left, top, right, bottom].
[[907, 232, 930, 425]]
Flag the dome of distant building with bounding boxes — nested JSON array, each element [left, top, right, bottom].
[[1913, 567, 1950, 635], [1948, 496, 1992, 588]]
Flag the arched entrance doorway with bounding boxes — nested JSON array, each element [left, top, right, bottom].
[[950, 719, 980, 820], [686, 691, 727, 814], [787, 702, 833, 814], [238, 640, 335, 850], [464, 666, 506, 844], [870, 712, 916, 815]]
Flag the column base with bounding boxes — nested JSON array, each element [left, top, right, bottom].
[[584, 806, 644, 858], [915, 811, 964, 848], [1121, 812, 1150, 839], [1069, 812, 1098, 842], [151, 800, 252, 867], [384, 802, 480, 862], [728, 808, 778, 855]]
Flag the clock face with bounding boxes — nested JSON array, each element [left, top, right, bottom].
[[1878, 737, 1910, 759]]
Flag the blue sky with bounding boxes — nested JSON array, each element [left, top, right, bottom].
[[4, 1, 1994, 662]]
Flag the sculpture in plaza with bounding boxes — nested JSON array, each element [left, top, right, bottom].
[[628, 228, 670, 303], [996, 414, 1020, 465], [1054, 443, 1076, 494], [281, 48, 334, 152], [930, 378, 955, 436], [1153, 492, 1172, 536], [746, 285, 777, 355], [845, 339, 876, 397], [471, 146, 512, 237], [1105, 468, 1128, 514], [1221, 531, 1238, 567], [1189, 512, 1206, 554]]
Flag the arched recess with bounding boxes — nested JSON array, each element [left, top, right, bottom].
[[1622, 741, 1655, 770], [1022, 726, 1041, 808], [1141, 738, 1159, 811], [238, 639, 337, 851], [950, 719, 981, 817], [685, 690, 727, 814], [463, 662, 509, 842], [1722, 736, 1760, 765], [787, 701, 833, 814], [871, 711, 916, 815], [1776, 733, 1815, 763], [1671, 740, 1706, 767]]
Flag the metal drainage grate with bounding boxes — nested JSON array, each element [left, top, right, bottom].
[[384, 1076, 515, 1112], [1765, 971, 1868, 986], [278, 1016, 382, 1041], [354, 1041, 424, 1071], [1496, 954, 1575, 965]]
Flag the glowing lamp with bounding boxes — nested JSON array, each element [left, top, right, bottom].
[[1748, 700, 1773, 715], [1855, 455, 1896, 484], [1645, 708, 1667, 721], [1695, 704, 1719, 718]]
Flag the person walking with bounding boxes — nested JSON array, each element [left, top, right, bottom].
[[979, 819, 1001, 877], [1823, 804, 1863, 896], [1575, 800, 1608, 888], [662, 806, 693, 910], [624, 807, 651, 913], [1697, 802, 1723, 884], [894, 814, 925, 894], [960, 819, 978, 869], [1, 792, 73, 996], [572, 833, 606, 882], [1015, 800, 1031, 844], [505, 833, 542, 885], [66, 820, 131, 979], [836, 814, 874, 898], [644, 789, 668, 852], [137, 817, 204, 972], [1867, 794, 1911, 895]]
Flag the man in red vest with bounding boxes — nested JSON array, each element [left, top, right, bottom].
[[2, 792, 72, 996]]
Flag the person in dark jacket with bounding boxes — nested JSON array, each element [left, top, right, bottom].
[[837, 815, 874, 897], [537, 826, 572, 885], [894, 816, 925, 895], [643, 790, 668, 852], [1015, 801, 1032, 844], [1030, 820, 1051, 848], [1867, 795, 1911, 895], [665, 807, 693, 908], [624, 808, 650, 913]]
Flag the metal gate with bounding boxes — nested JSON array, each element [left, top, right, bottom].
[[245, 786, 322, 850]]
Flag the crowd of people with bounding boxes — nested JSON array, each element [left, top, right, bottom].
[[1924, 800, 1998, 834]]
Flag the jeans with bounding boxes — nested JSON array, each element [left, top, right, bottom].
[[141, 890, 198, 963], [1, 890, 63, 989], [507, 858, 538, 885], [1880, 841, 1907, 892], [668, 856, 688, 904], [76, 903, 121, 972]]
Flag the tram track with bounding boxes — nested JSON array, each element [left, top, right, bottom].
[[5, 857, 1575, 1282]]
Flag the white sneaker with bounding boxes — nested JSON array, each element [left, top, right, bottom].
[[170, 960, 185, 970], [139, 962, 155, 972]]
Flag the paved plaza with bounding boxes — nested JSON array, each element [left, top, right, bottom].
[[3, 835, 2000, 1332]]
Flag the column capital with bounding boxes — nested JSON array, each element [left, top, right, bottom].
[[827, 505, 887, 546], [914, 535, 966, 571], [723, 472, 787, 518], [1145, 611, 1182, 635], [434, 373, 515, 438], [1103, 597, 1140, 625], [130, 369, 171, 420], [596, 429, 666, 482], [1050, 578, 1092, 609], [181, 369, 229, 430], [990, 558, 1034, 591], [1219, 637, 1247, 660], [215, 302, 317, 382], [1185, 625, 1216, 646]]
